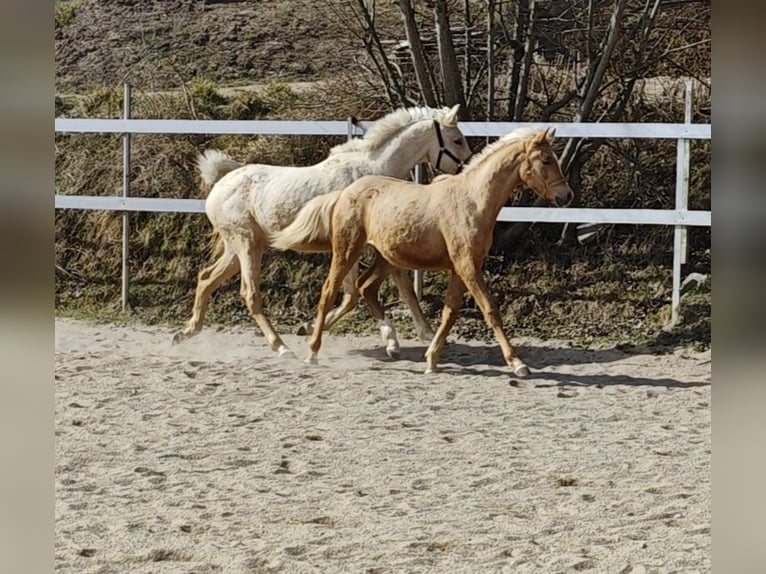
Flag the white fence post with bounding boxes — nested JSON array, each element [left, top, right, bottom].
[[121, 84, 131, 312], [670, 80, 693, 325]]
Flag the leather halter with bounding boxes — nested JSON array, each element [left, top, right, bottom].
[[433, 120, 468, 173]]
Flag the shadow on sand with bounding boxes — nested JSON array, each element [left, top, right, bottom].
[[349, 341, 710, 389]]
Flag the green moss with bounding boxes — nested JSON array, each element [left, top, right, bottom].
[[55, 1, 80, 29]]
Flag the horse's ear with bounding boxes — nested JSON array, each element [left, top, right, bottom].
[[532, 127, 555, 145], [444, 104, 460, 125], [545, 127, 556, 141]]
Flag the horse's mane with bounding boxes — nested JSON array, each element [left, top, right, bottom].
[[329, 106, 457, 156], [460, 126, 544, 173]]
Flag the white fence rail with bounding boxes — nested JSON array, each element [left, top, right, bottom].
[[54, 117, 710, 139], [53, 195, 710, 227], [55, 85, 710, 324]]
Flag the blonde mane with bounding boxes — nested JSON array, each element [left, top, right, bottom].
[[460, 126, 544, 173], [329, 106, 457, 156]]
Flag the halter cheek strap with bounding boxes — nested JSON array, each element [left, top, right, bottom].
[[433, 120, 467, 172], [521, 152, 568, 192]]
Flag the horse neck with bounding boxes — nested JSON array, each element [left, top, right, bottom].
[[369, 120, 433, 178], [466, 144, 526, 216]]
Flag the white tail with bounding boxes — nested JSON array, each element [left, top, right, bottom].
[[269, 190, 343, 252], [197, 149, 243, 190]]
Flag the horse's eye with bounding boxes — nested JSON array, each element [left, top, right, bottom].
[[542, 159, 551, 165], [454, 139, 463, 146]]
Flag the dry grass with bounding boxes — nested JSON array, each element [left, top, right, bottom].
[[55, 81, 710, 350]]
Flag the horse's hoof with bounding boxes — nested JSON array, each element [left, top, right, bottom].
[[278, 346, 296, 359], [171, 332, 185, 345], [424, 366, 437, 374], [304, 356, 318, 365], [385, 346, 401, 360], [514, 364, 530, 377]]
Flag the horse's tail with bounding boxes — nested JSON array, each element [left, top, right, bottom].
[[197, 150, 242, 259], [209, 232, 225, 259], [197, 149, 243, 192], [269, 190, 343, 253]]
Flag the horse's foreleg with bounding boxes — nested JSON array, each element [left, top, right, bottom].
[[172, 250, 240, 344], [391, 269, 434, 342], [424, 273, 465, 373], [456, 263, 528, 376], [236, 236, 292, 357], [358, 256, 400, 359]]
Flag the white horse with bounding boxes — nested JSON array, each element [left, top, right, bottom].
[[173, 104, 473, 356]]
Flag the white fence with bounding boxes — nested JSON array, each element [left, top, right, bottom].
[[55, 85, 710, 325]]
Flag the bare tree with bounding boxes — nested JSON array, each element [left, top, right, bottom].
[[398, 0, 438, 106], [510, 0, 537, 121], [492, 0, 704, 250], [431, 0, 468, 116], [320, 0, 709, 249]]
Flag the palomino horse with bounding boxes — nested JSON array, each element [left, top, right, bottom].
[[172, 105, 473, 356], [272, 127, 573, 375]]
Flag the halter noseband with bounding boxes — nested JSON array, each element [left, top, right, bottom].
[[433, 120, 467, 173], [546, 177, 569, 190]]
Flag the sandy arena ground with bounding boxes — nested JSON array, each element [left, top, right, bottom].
[[55, 317, 710, 573]]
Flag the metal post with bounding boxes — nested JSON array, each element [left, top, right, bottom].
[[413, 163, 425, 301], [121, 83, 131, 312], [670, 79, 693, 325]]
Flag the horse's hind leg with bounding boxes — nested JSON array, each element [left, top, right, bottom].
[[391, 269, 435, 342], [308, 242, 366, 364], [424, 273, 466, 374], [299, 262, 360, 335], [234, 234, 292, 357], [321, 262, 360, 330], [172, 247, 240, 344], [357, 255, 400, 359]]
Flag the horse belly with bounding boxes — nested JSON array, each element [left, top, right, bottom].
[[370, 230, 449, 270]]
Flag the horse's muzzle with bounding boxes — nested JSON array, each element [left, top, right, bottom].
[[554, 187, 574, 207]]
